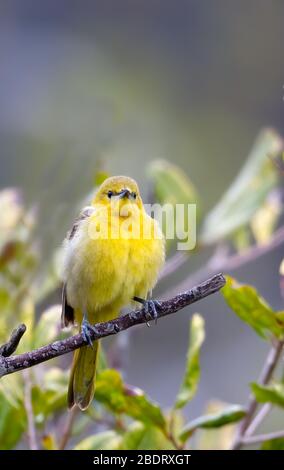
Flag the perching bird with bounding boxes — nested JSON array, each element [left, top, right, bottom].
[[61, 176, 165, 410]]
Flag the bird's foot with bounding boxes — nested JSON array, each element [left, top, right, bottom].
[[81, 314, 99, 347], [133, 297, 162, 326]]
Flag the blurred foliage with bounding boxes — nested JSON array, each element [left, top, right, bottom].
[[201, 129, 283, 247], [179, 404, 246, 443], [261, 438, 284, 450], [174, 313, 205, 409], [148, 160, 199, 252], [251, 383, 284, 408], [196, 401, 244, 451], [0, 127, 284, 449], [222, 277, 284, 340]]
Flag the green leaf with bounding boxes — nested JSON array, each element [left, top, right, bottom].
[[42, 367, 69, 415], [119, 422, 147, 450], [125, 388, 166, 430], [33, 305, 62, 349], [197, 400, 243, 450], [201, 129, 283, 245], [121, 422, 174, 450], [74, 431, 122, 450], [180, 405, 246, 443], [0, 374, 24, 407], [0, 391, 26, 449], [32, 368, 69, 423], [95, 369, 127, 413], [95, 369, 166, 431], [175, 313, 205, 409], [251, 382, 284, 407], [148, 159, 199, 251], [148, 159, 199, 207], [222, 276, 284, 339], [261, 438, 284, 450], [251, 195, 282, 245]]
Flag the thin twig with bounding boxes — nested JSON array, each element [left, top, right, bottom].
[[245, 404, 272, 437], [231, 340, 284, 450], [169, 225, 284, 295], [58, 407, 78, 450], [164, 428, 184, 451], [0, 273, 226, 378], [241, 430, 284, 447], [23, 369, 38, 450]]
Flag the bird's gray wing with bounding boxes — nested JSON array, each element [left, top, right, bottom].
[[61, 206, 94, 327]]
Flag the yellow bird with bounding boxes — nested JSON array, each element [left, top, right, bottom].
[[61, 176, 165, 410]]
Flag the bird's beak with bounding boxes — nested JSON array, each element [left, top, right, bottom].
[[117, 189, 131, 199]]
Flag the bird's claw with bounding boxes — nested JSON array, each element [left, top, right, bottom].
[[133, 297, 161, 326], [145, 300, 161, 324], [81, 315, 99, 347]]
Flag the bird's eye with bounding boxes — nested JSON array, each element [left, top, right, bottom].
[[107, 190, 113, 199], [132, 192, 137, 199]]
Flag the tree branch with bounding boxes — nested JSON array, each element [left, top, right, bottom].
[[241, 430, 284, 447], [231, 339, 284, 450], [58, 407, 78, 450], [23, 369, 38, 450], [168, 225, 284, 295], [244, 403, 272, 437], [0, 273, 226, 378]]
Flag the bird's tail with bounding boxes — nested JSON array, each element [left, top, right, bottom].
[[67, 340, 99, 410]]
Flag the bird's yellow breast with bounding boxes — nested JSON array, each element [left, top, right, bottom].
[[63, 209, 164, 324]]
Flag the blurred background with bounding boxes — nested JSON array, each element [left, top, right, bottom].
[[1, 0, 284, 442]]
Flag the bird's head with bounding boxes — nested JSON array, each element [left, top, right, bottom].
[[92, 176, 143, 216]]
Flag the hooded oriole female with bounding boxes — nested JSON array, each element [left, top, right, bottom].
[[62, 176, 165, 410]]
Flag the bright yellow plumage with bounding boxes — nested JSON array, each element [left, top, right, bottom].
[[62, 176, 165, 410]]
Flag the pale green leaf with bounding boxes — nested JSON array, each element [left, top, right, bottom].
[[0, 374, 24, 407], [32, 368, 69, 421], [74, 431, 122, 450], [95, 369, 166, 431], [222, 276, 284, 339], [196, 401, 245, 450], [120, 422, 174, 450], [148, 159, 199, 207], [251, 382, 284, 407], [175, 313, 205, 409], [148, 159, 199, 251], [119, 422, 146, 450], [251, 194, 282, 245], [0, 391, 26, 449], [201, 129, 283, 245], [180, 405, 245, 443]]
